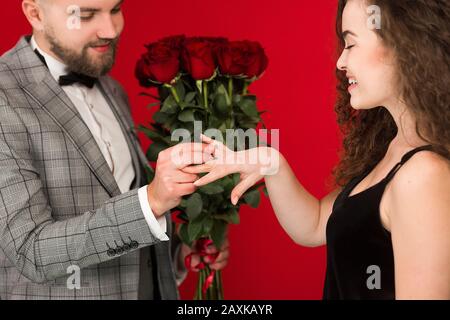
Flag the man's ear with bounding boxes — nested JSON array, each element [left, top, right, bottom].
[[22, 0, 45, 31]]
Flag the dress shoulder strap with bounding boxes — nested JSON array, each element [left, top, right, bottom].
[[383, 145, 435, 183]]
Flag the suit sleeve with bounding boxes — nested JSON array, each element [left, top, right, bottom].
[[0, 93, 162, 284]]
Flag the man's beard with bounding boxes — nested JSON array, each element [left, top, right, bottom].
[[44, 30, 119, 78]]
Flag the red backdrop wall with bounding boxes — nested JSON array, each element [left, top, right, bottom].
[[1, 0, 341, 299]]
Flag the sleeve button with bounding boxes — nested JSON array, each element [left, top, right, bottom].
[[107, 248, 116, 257], [116, 246, 124, 255], [130, 241, 139, 249]]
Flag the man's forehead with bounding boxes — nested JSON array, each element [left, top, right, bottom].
[[46, 0, 123, 9]]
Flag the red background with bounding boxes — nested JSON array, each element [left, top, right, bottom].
[[1, 0, 341, 299]]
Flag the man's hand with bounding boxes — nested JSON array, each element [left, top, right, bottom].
[[147, 143, 215, 217]]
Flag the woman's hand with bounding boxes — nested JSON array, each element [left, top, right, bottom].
[[182, 134, 280, 205]]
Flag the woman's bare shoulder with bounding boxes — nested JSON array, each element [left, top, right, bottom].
[[386, 150, 450, 217]]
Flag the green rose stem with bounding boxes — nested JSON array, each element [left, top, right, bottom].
[[217, 270, 224, 299], [228, 77, 233, 102], [203, 81, 209, 110], [225, 78, 235, 129], [194, 264, 224, 300], [202, 80, 210, 125], [169, 86, 181, 104], [195, 268, 204, 300]]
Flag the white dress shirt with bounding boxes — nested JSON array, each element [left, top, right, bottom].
[[30, 37, 169, 242]]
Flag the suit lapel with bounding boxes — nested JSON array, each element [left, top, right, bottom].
[[22, 73, 122, 198], [11, 36, 121, 197], [12, 36, 151, 197]]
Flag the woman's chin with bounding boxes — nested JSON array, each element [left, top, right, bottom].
[[350, 98, 377, 110]]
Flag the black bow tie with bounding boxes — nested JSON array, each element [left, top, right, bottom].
[[33, 49, 97, 89], [59, 72, 97, 89]]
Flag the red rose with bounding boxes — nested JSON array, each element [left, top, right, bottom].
[[159, 34, 186, 51], [171, 211, 188, 224], [202, 37, 229, 48], [217, 41, 268, 78], [135, 40, 180, 86], [181, 37, 218, 80]]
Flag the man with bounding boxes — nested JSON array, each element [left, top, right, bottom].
[[0, 0, 229, 300]]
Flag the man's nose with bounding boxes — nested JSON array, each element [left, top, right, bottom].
[[97, 15, 118, 40]]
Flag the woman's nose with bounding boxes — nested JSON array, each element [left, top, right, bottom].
[[336, 51, 347, 71]]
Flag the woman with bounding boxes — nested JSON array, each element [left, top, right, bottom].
[[184, 0, 450, 299]]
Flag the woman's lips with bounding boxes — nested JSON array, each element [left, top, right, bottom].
[[348, 83, 358, 92]]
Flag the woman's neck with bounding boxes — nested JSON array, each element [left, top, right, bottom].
[[384, 100, 430, 152]]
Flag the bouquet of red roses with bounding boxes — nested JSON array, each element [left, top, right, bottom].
[[135, 35, 268, 300]]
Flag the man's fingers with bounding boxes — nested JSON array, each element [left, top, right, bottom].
[[189, 254, 202, 272], [176, 183, 197, 197], [230, 174, 260, 205], [208, 249, 230, 270], [170, 143, 215, 169], [209, 248, 229, 263], [173, 172, 198, 183]]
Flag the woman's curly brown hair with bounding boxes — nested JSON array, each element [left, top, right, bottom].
[[332, 0, 450, 187]]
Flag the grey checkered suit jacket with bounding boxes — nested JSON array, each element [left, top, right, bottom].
[[0, 36, 179, 300]]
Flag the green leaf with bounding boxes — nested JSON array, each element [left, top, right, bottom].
[[178, 223, 192, 246], [202, 218, 214, 235], [179, 199, 187, 208], [188, 216, 204, 242], [184, 92, 197, 104], [214, 209, 240, 225], [213, 93, 229, 117], [263, 187, 269, 197], [217, 83, 231, 106], [237, 96, 259, 117], [178, 109, 196, 122], [152, 111, 170, 124], [232, 173, 241, 186], [210, 220, 227, 248], [228, 209, 240, 224], [243, 189, 261, 208], [146, 141, 168, 162], [144, 165, 155, 183], [199, 183, 224, 195], [138, 125, 168, 143], [186, 193, 203, 220], [146, 102, 161, 109], [139, 92, 159, 100], [174, 80, 186, 101], [161, 95, 179, 114], [222, 176, 235, 193]]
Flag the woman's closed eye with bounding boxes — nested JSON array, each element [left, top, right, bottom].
[[345, 44, 355, 50]]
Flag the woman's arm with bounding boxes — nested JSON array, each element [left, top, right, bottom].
[[184, 135, 341, 247], [264, 154, 342, 247], [388, 152, 450, 299]]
